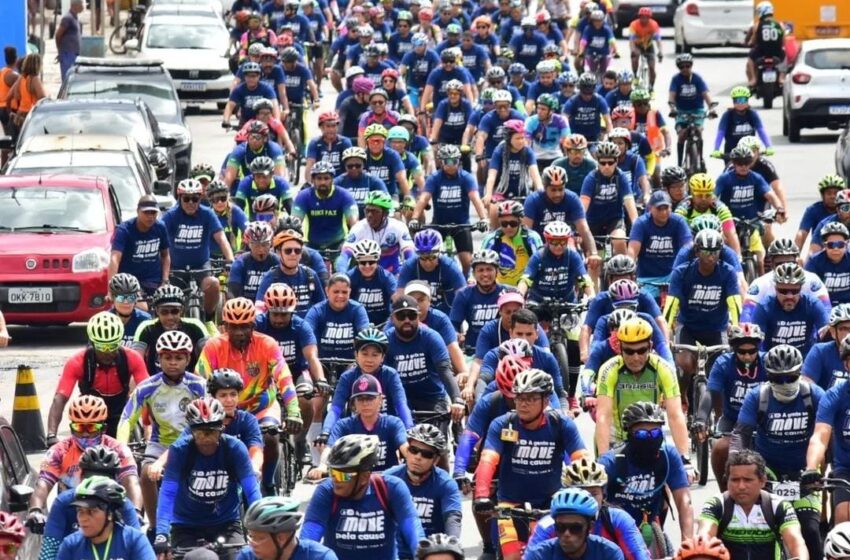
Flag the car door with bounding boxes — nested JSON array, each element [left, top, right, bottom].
[[0, 422, 40, 560]]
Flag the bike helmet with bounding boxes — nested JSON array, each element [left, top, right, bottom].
[[244, 221, 275, 245], [564, 134, 588, 150], [508, 63, 527, 76], [345, 66, 365, 81], [823, 221, 850, 239], [675, 53, 694, 66], [354, 326, 390, 353], [595, 141, 620, 159], [152, 284, 184, 308], [562, 457, 608, 488], [773, 262, 805, 285], [495, 355, 527, 398], [617, 317, 652, 343], [727, 322, 765, 345], [79, 445, 121, 475], [244, 121, 270, 139], [342, 146, 368, 162], [677, 536, 730, 560], [537, 59, 559, 73], [176, 178, 204, 196], [276, 214, 303, 234], [607, 308, 636, 331], [550, 488, 599, 519], [272, 229, 304, 249], [498, 338, 533, 360], [492, 89, 512, 104], [729, 144, 754, 164], [207, 368, 245, 395], [0, 511, 25, 544], [369, 87, 389, 101], [661, 165, 687, 186], [253, 194, 279, 214], [186, 396, 226, 428], [611, 105, 635, 124], [364, 124, 388, 139], [264, 283, 298, 313], [605, 254, 636, 277], [252, 98, 274, 114], [589, 9, 604, 20], [630, 87, 651, 103], [543, 221, 572, 241], [280, 47, 300, 63], [559, 72, 578, 86], [109, 273, 140, 296], [242, 61, 262, 74], [622, 401, 665, 430], [387, 126, 410, 143], [414, 229, 443, 253], [311, 160, 336, 176], [764, 344, 803, 375], [69, 395, 109, 423], [578, 72, 597, 89], [207, 179, 229, 199], [614, 70, 634, 85], [608, 127, 632, 144], [407, 423, 447, 452], [503, 119, 525, 136], [486, 66, 506, 81], [688, 173, 715, 195], [416, 534, 464, 560], [819, 174, 847, 192], [471, 249, 500, 268], [222, 297, 256, 324], [497, 199, 524, 218], [767, 238, 799, 257], [326, 434, 380, 472], [438, 144, 462, 161], [839, 190, 850, 206], [418, 8, 433, 21], [691, 214, 722, 233], [318, 111, 339, 126], [737, 135, 764, 153], [608, 279, 639, 302], [411, 33, 428, 47], [512, 368, 554, 395], [638, 6, 652, 16], [831, 304, 850, 328], [536, 93, 560, 111], [541, 166, 567, 187], [352, 76, 375, 94], [756, 0, 774, 18], [244, 496, 302, 533], [250, 155, 275, 175], [190, 163, 216, 181], [694, 229, 724, 251], [440, 49, 458, 63], [72, 476, 126, 510], [730, 85, 752, 100], [352, 239, 382, 262], [87, 312, 124, 348], [155, 330, 193, 355], [827, 522, 850, 560], [364, 190, 394, 210]]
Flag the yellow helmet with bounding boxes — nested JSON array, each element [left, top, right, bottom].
[[562, 457, 609, 487], [689, 173, 715, 196], [618, 317, 653, 343]]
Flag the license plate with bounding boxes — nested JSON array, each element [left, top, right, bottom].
[[180, 82, 207, 92], [651, 5, 666, 12], [8, 287, 53, 304], [718, 30, 740, 41], [772, 481, 800, 500], [816, 26, 840, 37], [830, 105, 850, 115], [762, 70, 777, 83]]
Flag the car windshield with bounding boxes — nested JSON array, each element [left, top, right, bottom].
[[0, 187, 107, 233], [146, 23, 226, 49], [806, 48, 850, 69], [65, 78, 181, 124], [22, 109, 152, 148]]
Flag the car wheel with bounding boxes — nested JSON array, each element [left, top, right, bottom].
[[788, 110, 802, 143]]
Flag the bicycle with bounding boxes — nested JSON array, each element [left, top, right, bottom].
[[170, 266, 215, 322], [108, 5, 146, 55], [671, 342, 729, 486], [490, 504, 550, 560], [670, 107, 717, 177], [210, 257, 231, 326], [317, 246, 342, 275], [636, 50, 651, 91], [284, 103, 305, 185], [260, 421, 302, 497], [734, 209, 776, 284], [171, 537, 246, 560]]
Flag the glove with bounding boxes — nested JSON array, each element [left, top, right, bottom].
[[668, 109, 678, 118], [314, 432, 330, 447], [45, 434, 58, 448], [708, 110, 718, 119], [710, 150, 723, 159], [659, 148, 671, 157], [475, 219, 489, 232], [408, 219, 420, 232], [800, 469, 823, 488], [657, 53, 663, 62], [26, 509, 46, 534], [764, 147, 775, 156], [454, 474, 472, 493], [153, 535, 171, 556], [283, 416, 303, 434], [221, 121, 231, 130], [473, 498, 495, 513], [315, 380, 332, 396]]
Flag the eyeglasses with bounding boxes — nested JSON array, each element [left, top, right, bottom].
[[548, 239, 568, 247], [329, 468, 356, 482], [382, 77, 397, 83], [395, 310, 418, 321], [443, 158, 460, 165], [698, 249, 720, 257], [255, 213, 276, 222], [408, 445, 438, 459], [419, 254, 439, 261], [770, 374, 799, 385], [621, 345, 650, 356], [598, 160, 617, 167], [840, 203, 850, 213], [210, 195, 228, 203], [346, 163, 363, 169], [500, 220, 519, 228], [632, 427, 663, 440], [71, 422, 105, 434], [777, 288, 801, 296], [358, 260, 378, 266], [554, 521, 588, 535], [371, 100, 386, 106], [249, 241, 272, 249], [733, 97, 749, 104], [567, 148, 585, 154], [182, 196, 201, 204], [114, 294, 138, 304], [92, 341, 120, 353], [282, 247, 303, 255], [735, 347, 758, 355], [158, 307, 182, 316], [827, 240, 848, 250]]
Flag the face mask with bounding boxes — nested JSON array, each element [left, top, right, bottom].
[[75, 434, 103, 450], [627, 433, 663, 465], [608, 333, 621, 354], [770, 380, 800, 403]]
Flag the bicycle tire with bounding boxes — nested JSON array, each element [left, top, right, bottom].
[[649, 521, 671, 559], [280, 436, 299, 496], [743, 257, 757, 284], [108, 24, 127, 55], [692, 380, 710, 486], [289, 125, 303, 185]]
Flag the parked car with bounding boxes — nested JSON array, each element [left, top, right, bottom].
[[614, 0, 677, 33], [836, 125, 850, 180], [58, 57, 193, 181], [5, 134, 174, 219], [783, 38, 850, 142], [0, 415, 40, 560], [0, 175, 119, 325], [674, 0, 752, 53]]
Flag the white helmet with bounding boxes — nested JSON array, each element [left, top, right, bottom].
[[492, 89, 512, 104], [825, 522, 850, 559], [352, 239, 381, 261]]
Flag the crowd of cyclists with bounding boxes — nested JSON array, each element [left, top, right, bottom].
[[5, 0, 850, 559]]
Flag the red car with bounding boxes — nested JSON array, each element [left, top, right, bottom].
[[0, 174, 120, 325]]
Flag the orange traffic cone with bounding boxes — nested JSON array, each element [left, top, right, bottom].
[[11, 364, 46, 452]]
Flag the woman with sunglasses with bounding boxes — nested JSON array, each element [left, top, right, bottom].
[[208, 180, 249, 259], [380, 68, 416, 116], [107, 273, 151, 347], [347, 239, 397, 326], [227, 222, 279, 301], [806, 222, 850, 306]]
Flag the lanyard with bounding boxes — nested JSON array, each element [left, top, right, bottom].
[[91, 532, 113, 560]]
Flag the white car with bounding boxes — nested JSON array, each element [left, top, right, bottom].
[[674, 0, 752, 53], [783, 38, 850, 143], [131, 13, 233, 107], [148, 0, 228, 17]]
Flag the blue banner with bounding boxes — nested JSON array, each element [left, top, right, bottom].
[[1, 0, 29, 55]]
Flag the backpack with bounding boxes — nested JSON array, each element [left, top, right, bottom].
[[716, 490, 781, 542], [331, 474, 394, 520], [80, 346, 131, 396], [499, 410, 565, 463], [756, 379, 814, 427]]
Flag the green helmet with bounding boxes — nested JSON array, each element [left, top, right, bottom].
[[629, 88, 651, 102], [730, 85, 752, 99], [244, 496, 302, 533], [387, 126, 410, 142], [691, 213, 722, 233], [737, 135, 764, 152], [86, 312, 124, 348], [819, 174, 847, 192], [363, 190, 394, 210], [72, 475, 126, 509], [364, 124, 388, 139], [537, 93, 560, 111]]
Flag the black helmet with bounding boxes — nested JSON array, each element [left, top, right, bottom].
[[281, 47, 300, 62], [406, 423, 447, 452], [152, 284, 184, 308], [621, 401, 665, 430], [109, 273, 140, 296], [578, 72, 597, 89], [661, 166, 687, 186], [207, 179, 230, 198], [276, 214, 303, 234], [207, 368, 245, 395], [79, 445, 121, 475]]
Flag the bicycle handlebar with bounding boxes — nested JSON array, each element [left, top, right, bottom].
[[734, 210, 777, 228], [670, 344, 729, 355], [493, 505, 550, 520]]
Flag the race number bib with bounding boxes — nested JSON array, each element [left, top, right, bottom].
[[772, 480, 800, 501]]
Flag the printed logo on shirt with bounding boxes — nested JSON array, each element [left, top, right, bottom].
[[369, 164, 391, 182], [284, 75, 303, 88], [358, 288, 386, 309], [678, 84, 697, 98], [574, 106, 598, 125], [772, 320, 808, 348], [729, 185, 755, 206], [335, 508, 387, 549], [188, 467, 230, 501], [510, 438, 556, 474], [321, 321, 355, 349], [841, 409, 850, 440], [731, 380, 754, 409], [243, 94, 268, 110], [394, 352, 428, 381], [687, 284, 722, 309], [245, 270, 265, 294], [765, 410, 811, 441], [832, 369, 850, 388], [542, 210, 567, 224], [520, 44, 538, 55], [596, 181, 617, 203], [132, 238, 161, 261], [437, 185, 463, 205], [447, 111, 466, 126], [175, 224, 205, 247], [413, 496, 436, 526], [277, 339, 297, 362], [646, 235, 675, 257], [247, 362, 261, 378], [733, 123, 754, 136], [589, 36, 606, 48], [823, 272, 850, 294], [471, 303, 499, 329]]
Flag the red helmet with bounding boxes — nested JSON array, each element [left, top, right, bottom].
[[496, 355, 529, 398], [419, 8, 433, 20], [318, 111, 339, 125], [611, 105, 635, 127], [0, 511, 25, 544], [536, 11, 551, 23], [381, 68, 400, 81], [638, 7, 652, 16]]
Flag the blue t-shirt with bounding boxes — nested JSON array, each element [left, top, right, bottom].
[[605, 87, 634, 110], [478, 108, 527, 157], [449, 284, 513, 349], [307, 136, 353, 176], [802, 341, 850, 390], [564, 93, 609, 140], [56, 523, 154, 560], [304, 301, 370, 361], [559, 157, 598, 197], [292, 186, 358, 249], [434, 98, 474, 145], [669, 72, 709, 112], [237, 539, 338, 560], [228, 253, 280, 301], [715, 170, 771, 220], [672, 243, 743, 272], [324, 365, 414, 430], [255, 265, 326, 318], [717, 108, 765, 152], [348, 266, 397, 326], [581, 23, 614, 55], [328, 414, 408, 471], [668, 260, 740, 332], [751, 293, 829, 355], [490, 144, 538, 197], [112, 307, 151, 346], [811, 214, 843, 247], [523, 190, 586, 237], [420, 308, 458, 347], [255, 312, 317, 373], [425, 66, 472, 108], [424, 168, 479, 225], [229, 82, 277, 121], [388, 32, 414, 62], [396, 255, 466, 315], [458, 44, 490, 81], [474, 318, 549, 360], [179, 409, 264, 450], [383, 465, 462, 536], [524, 247, 587, 301], [479, 345, 565, 396], [629, 213, 693, 278], [227, 141, 286, 179], [162, 205, 223, 269], [707, 352, 768, 423], [584, 291, 661, 329], [799, 201, 834, 234], [47, 489, 140, 541], [805, 251, 850, 305], [509, 31, 549, 70], [736, 381, 825, 475], [580, 169, 633, 226], [335, 173, 389, 215], [816, 381, 850, 471], [112, 218, 170, 285], [385, 324, 451, 404], [525, 534, 625, 560], [400, 49, 441, 89], [526, 81, 560, 103], [283, 63, 314, 103], [365, 149, 406, 198], [617, 152, 648, 197]]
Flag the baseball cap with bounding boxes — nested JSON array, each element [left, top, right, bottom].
[[137, 195, 159, 212], [351, 374, 383, 396], [498, 291, 525, 308], [404, 280, 431, 297], [648, 190, 673, 208], [392, 295, 420, 314]]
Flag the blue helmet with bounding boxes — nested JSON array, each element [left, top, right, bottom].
[[414, 229, 443, 253], [617, 69, 634, 83], [550, 488, 599, 519], [508, 62, 527, 76], [558, 71, 578, 86]]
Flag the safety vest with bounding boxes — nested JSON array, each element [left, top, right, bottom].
[[0, 67, 12, 109]]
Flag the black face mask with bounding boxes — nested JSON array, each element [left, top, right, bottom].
[[627, 434, 663, 465]]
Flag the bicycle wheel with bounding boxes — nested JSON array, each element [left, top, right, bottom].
[[692, 380, 710, 486], [109, 24, 128, 55], [687, 139, 700, 176], [649, 521, 671, 559], [280, 436, 300, 496], [288, 126, 303, 185]]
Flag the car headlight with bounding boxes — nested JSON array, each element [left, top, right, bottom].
[[73, 248, 110, 272]]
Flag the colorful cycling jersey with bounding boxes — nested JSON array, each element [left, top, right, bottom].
[[628, 18, 660, 48], [553, 156, 598, 197], [584, 292, 661, 330], [308, 136, 354, 176], [597, 354, 680, 441], [229, 82, 277, 121], [305, 301, 370, 361], [629, 213, 692, 278], [481, 227, 544, 286], [478, 108, 527, 158], [525, 534, 625, 560], [591, 312, 672, 364], [523, 190, 586, 237], [802, 341, 850, 390], [563, 93, 610, 140], [324, 365, 413, 430], [522, 247, 588, 301], [750, 293, 829, 355], [669, 72, 709, 112], [707, 352, 768, 423], [116, 372, 206, 445], [741, 270, 830, 322], [671, 243, 743, 273], [449, 283, 514, 349], [338, 217, 415, 274], [56, 523, 154, 560], [328, 414, 407, 472], [528, 505, 648, 560], [599, 442, 689, 524], [291, 185, 359, 249], [358, 110, 401, 138], [385, 324, 451, 403], [111, 217, 170, 286], [236, 539, 338, 560], [195, 333, 299, 418], [580, 24, 615, 56], [397, 255, 466, 315], [256, 264, 326, 317], [580, 169, 633, 226], [57, 348, 150, 400], [227, 141, 286, 178], [348, 266, 397, 326], [434, 98, 474, 145], [228, 253, 280, 302], [715, 170, 771, 220], [799, 201, 833, 235], [699, 493, 798, 560], [474, 318, 549, 360], [39, 436, 137, 489], [384, 464, 462, 537], [525, 114, 571, 161], [424, 168, 479, 225], [162, 204, 223, 269], [805, 250, 850, 305], [235, 176, 293, 212], [156, 434, 261, 535], [668, 260, 740, 332], [400, 49, 441, 90], [736, 381, 824, 475], [111, 308, 151, 347], [816, 381, 850, 470], [132, 318, 210, 375]]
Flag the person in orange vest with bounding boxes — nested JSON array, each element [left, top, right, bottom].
[[629, 87, 672, 185]]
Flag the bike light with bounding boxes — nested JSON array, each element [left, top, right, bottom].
[[792, 72, 811, 85], [685, 3, 699, 16], [72, 248, 110, 272], [560, 313, 580, 331]]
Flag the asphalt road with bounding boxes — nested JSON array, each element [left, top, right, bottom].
[[0, 25, 841, 559]]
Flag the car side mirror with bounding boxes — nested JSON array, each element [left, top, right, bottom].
[[154, 180, 172, 195], [0, 136, 14, 150], [125, 39, 140, 51], [157, 136, 177, 148], [9, 485, 33, 512]]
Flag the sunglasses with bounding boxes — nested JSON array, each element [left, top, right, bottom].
[[114, 294, 138, 304], [633, 101, 649, 107], [408, 444, 438, 459], [371, 100, 386, 106], [568, 148, 585, 154], [158, 307, 182, 315], [827, 240, 848, 250], [182, 196, 201, 204], [598, 160, 617, 167], [329, 468, 356, 482], [733, 97, 749, 104], [777, 288, 801, 296], [359, 260, 378, 266], [841, 204, 850, 213], [92, 342, 120, 353], [395, 310, 418, 321], [678, 63, 693, 68], [210, 195, 228, 203], [443, 158, 460, 165], [192, 427, 223, 438], [500, 220, 519, 228], [548, 239, 568, 247], [256, 213, 276, 222], [555, 522, 588, 535], [632, 427, 663, 440], [71, 421, 105, 434], [347, 163, 363, 169], [282, 247, 303, 255], [770, 374, 799, 385], [419, 254, 439, 261], [735, 347, 758, 355], [698, 249, 720, 257], [621, 345, 650, 356]]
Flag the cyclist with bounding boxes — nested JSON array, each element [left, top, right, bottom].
[[796, 174, 844, 249], [116, 331, 206, 529], [252, 194, 283, 226], [430, 80, 474, 155], [508, 17, 548, 73], [228, 222, 278, 301], [237, 99, 297, 157], [450, 250, 512, 349], [387, 126, 427, 198], [597, 70, 618, 98], [305, 273, 370, 362], [336, 190, 415, 274], [806, 222, 850, 305], [525, 60, 560, 113], [416, 534, 464, 560], [106, 274, 150, 346], [358, 89, 402, 146], [810, 190, 850, 255], [607, 127, 650, 203], [334, 147, 389, 216], [699, 449, 807, 560], [474, 89, 526, 181], [256, 230, 325, 316], [238, 496, 337, 560], [750, 262, 829, 355], [563, 73, 612, 143], [525, 94, 570, 171], [399, 34, 440, 111], [710, 88, 772, 159], [474, 369, 588, 560], [630, 88, 673, 164], [347, 239, 397, 326], [399, 114, 436, 176], [274, 215, 328, 282], [668, 53, 718, 168], [207, 179, 249, 256], [481, 201, 544, 286], [339, 77, 375, 141], [802, 305, 850, 390], [235, 157, 293, 218], [29, 395, 141, 533], [474, 291, 550, 363], [627, 8, 661, 89], [224, 62, 280, 127], [628, 190, 693, 300], [154, 397, 260, 559], [579, 308, 635, 412], [307, 111, 353, 178], [281, 45, 321, 115], [604, 71, 634, 110], [599, 401, 693, 542], [746, 1, 786, 89], [291, 163, 359, 252], [660, 166, 688, 210], [550, 134, 596, 198], [225, 122, 287, 189], [675, 173, 742, 254], [578, 10, 618, 76], [380, 69, 415, 115], [56, 477, 153, 560], [109, 195, 171, 300], [699, 323, 767, 491], [396, 229, 467, 313]]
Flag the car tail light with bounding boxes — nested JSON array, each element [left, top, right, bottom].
[[792, 72, 811, 84], [685, 3, 699, 16]]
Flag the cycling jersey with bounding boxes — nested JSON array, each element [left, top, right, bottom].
[[195, 333, 299, 418], [305, 301, 370, 361], [816, 382, 850, 470], [229, 82, 277, 121], [563, 93, 610, 140], [597, 354, 680, 442], [397, 255, 466, 315], [358, 109, 401, 137], [132, 318, 210, 375], [450, 284, 514, 349], [522, 246, 588, 301], [162, 204, 223, 269], [523, 190, 587, 237], [629, 212, 692, 278], [291, 185, 359, 249], [525, 114, 571, 162], [699, 493, 798, 560], [324, 365, 414, 430], [56, 523, 154, 560], [669, 72, 709, 112], [713, 108, 770, 154], [227, 141, 286, 179], [338, 217, 415, 274], [802, 341, 850, 390], [509, 31, 549, 70], [591, 312, 672, 364], [328, 414, 407, 471], [236, 539, 338, 560], [111, 217, 170, 286], [584, 292, 662, 331], [228, 253, 281, 301], [741, 270, 830, 322], [308, 135, 354, 176], [116, 371, 206, 446], [385, 324, 454, 406], [528, 505, 648, 560], [384, 464, 463, 537], [805, 250, 850, 305], [111, 308, 150, 347], [715, 170, 771, 220], [256, 264, 326, 317], [667, 260, 740, 332], [481, 226, 544, 286], [39, 436, 137, 490], [525, 535, 624, 560], [434, 98, 474, 145], [751, 293, 829, 355], [628, 18, 660, 49], [580, 169, 633, 226], [212, 204, 248, 255], [474, 318, 549, 360], [553, 156, 598, 197]]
